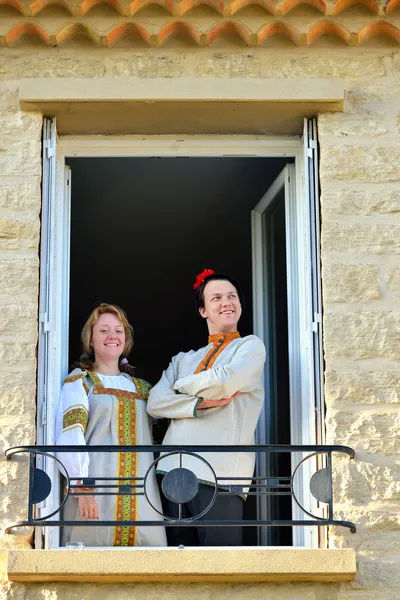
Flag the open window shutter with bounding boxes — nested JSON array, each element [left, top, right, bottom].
[[35, 118, 57, 547], [304, 118, 325, 446], [37, 118, 57, 447], [304, 118, 327, 547]]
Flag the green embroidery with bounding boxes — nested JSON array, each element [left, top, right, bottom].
[[132, 377, 152, 402], [63, 404, 88, 433], [193, 397, 203, 417]]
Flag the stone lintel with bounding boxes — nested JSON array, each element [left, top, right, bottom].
[[19, 78, 344, 135], [7, 548, 356, 583]]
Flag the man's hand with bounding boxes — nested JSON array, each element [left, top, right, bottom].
[[78, 494, 99, 520], [198, 391, 239, 410]]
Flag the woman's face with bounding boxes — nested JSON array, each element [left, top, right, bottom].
[[91, 313, 126, 364]]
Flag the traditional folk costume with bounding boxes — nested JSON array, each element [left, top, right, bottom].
[[55, 369, 167, 547], [147, 332, 266, 546]]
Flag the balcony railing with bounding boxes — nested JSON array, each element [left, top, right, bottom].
[[5, 444, 356, 534]]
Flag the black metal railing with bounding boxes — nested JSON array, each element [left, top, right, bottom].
[[4, 444, 356, 534]]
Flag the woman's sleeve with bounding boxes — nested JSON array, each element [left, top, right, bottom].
[[147, 354, 203, 419], [173, 337, 266, 400], [55, 377, 90, 480]]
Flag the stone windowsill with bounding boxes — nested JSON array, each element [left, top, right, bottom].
[[6, 548, 356, 583]]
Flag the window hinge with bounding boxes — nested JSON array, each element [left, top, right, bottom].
[[311, 312, 321, 332], [39, 312, 51, 333]]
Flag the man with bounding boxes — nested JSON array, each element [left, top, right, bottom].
[[147, 269, 266, 546]]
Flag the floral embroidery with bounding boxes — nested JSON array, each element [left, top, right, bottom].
[[62, 404, 88, 434]]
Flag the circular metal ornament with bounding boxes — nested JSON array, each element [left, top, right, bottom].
[[161, 467, 199, 504], [32, 467, 52, 504], [309, 468, 330, 504]]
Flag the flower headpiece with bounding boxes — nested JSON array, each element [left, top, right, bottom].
[[193, 269, 215, 290]]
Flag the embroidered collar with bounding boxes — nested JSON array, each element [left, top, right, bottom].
[[208, 331, 241, 346]]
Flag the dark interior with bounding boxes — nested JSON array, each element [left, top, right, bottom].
[[66, 156, 293, 545]]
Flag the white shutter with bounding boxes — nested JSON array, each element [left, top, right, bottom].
[[37, 118, 57, 447], [35, 118, 57, 548], [303, 117, 327, 547], [303, 118, 325, 446]]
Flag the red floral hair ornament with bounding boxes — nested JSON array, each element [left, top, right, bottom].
[[193, 269, 215, 290]]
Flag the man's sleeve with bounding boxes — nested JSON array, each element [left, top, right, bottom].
[[147, 354, 204, 419], [173, 337, 266, 400]]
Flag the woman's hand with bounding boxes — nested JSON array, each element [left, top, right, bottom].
[[78, 494, 99, 520], [198, 391, 239, 410]]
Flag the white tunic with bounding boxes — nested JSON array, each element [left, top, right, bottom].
[[55, 369, 166, 547], [147, 335, 266, 490]]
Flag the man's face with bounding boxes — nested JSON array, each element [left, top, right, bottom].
[[199, 279, 242, 334]]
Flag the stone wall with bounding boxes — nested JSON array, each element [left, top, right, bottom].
[[0, 28, 399, 600]]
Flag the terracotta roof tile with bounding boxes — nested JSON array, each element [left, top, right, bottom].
[[0, 0, 397, 16], [1, 18, 400, 46]]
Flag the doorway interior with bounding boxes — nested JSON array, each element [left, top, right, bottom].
[[66, 156, 294, 545]]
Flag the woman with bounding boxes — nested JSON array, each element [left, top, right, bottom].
[[55, 303, 166, 547]]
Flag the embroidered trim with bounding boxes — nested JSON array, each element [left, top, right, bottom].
[[194, 332, 241, 374], [193, 397, 203, 417], [83, 371, 141, 546], [92, 387, 140, 401], [87, 371, 102, 387], [64, 371, 86, 384], [113, 390, 138, 547], [208, 331, 241, 345], [132, 377, 152, 402], [62, 404, 88, 433]]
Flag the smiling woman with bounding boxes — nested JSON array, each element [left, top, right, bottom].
[[55, 303, 167, 547]]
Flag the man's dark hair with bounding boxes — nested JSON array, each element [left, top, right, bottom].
[[195, 273, 243, 310]]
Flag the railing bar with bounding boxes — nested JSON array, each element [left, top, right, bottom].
[[7, 444, 355, 456], [71, 492, 145, 496], [19, 519, 356, 530], [71, 477, 144, 482], [70, 485, 144, 489]]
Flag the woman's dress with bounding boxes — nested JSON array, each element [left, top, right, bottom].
[[55, 368, 167, 547]]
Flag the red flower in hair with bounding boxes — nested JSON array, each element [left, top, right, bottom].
[[193, 269, 215, 290]]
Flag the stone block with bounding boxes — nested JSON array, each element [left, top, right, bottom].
[[197, 53, 260, 78], [0, 55, 105, 80], [0, 389, 36, 420], [0, 181, 40, 211], [0, 112, 42, 140], [322, 222, 400, 254], [0, 370, 36, 391], [0, 85, 18, 110], [322, 264, 379, 303], [355, 556, 400, 590], [391, 51, 400, 82], [0, 259, 38, 299], [320, 188, 400, 216], [384, 267, 400, 297], [0, 304, 38, 342], [0, 343, 36, 366], [325, 371, 400, 406], [318, 112, 387, 137], [332, 458, 400, 507], [320, 146, 400, 183], [0, 141, 41, 177], [260, 53, 384, 79], [358, 531, 400, 557], [110, 54, 184, 78], [324, 312, 400, 360], [327, 411, 400, 457], [0, 420, 36, 451], [0, 216, 39, 251], [348, 82, 400, 105]]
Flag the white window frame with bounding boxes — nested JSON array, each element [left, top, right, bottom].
[[40, 133, 321, 549]]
